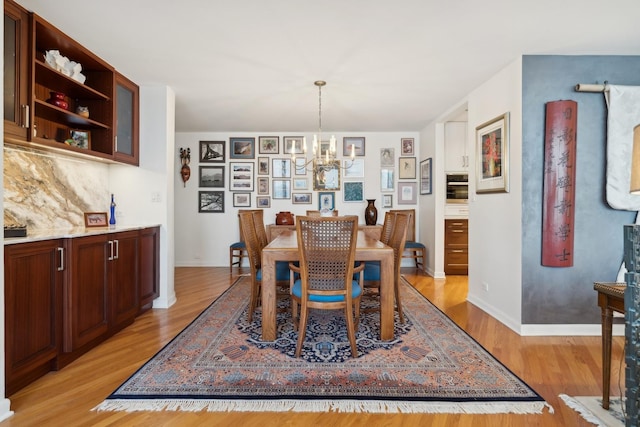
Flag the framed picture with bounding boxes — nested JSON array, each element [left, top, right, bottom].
[[258, 136, 279, 154], [401, 138, 415, 155], [294, 158, 308, 175], [380, 148, 394, 167], [382, 194, 393, 208], [230, 137, 255, 159], [256, 196, 271, 208], [284, 136, 305, 154], [398, 157, 416, 179], [343, 158, 364, 178], [229, 162, 254, 192], [343, 181, 364, 202], [272, 179, 291, 199], [257, 177, 269, 195], [84, 212, 108, 227], [257, 157, 270, 175], [343, 137, 365, 156], [233, 193, 251, 207], [198, 191, 224, 213], [199, 140, 225, 162], [69, 129, 90, 149], [318, 192, 335, 210], [420, 157, 432, 195], [398, 182, 417, 205], [293, 177, 308, 190], [476, 112, 509, 193], [199, 165, 224, 188], [381, 168, 394, 192], [313, 160, 340, 191], [272, 158, 291, 178], [292, 192, 312, 204]]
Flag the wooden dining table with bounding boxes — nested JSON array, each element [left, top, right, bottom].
[[261, 229, 395, 341]]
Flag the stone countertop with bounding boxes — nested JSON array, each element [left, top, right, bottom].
[[3, 224, 161, 245]]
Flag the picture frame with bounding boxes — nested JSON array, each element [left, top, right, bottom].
[[476, 112, 509, 193], [232, 193, 251, 207], [198, 165, 224, 188], [271, 158, 292, 178], [401, 138, 415, 156], [256, 196, 271, 208], [258, 136, 279, 154], [398, 157, 416, 179], [382, 194, 393, 208], [380, 148, 394, 167], [84, 212, 108, 227], [343, 181, 364, 202], [294, 158, 307, 175], [283, 136, 305, 154], [257, 177, 269, 195], [199, 140, 225, 162], [292, 192, 312, 204], [293, 177, 308, 190], [313, 160, 340, 191], [257, 157, 270, 175], [229, 162, 254, 192], [380, 168, 394, 192], [398, 182, 417, 205], [343, 158, 364, 178], [318, 192, 335, 210], [343, 136, 365, 156], [69, 129, 90, 149], [198, 191, 224, 213], [272, 179, 291, 199], [230, 137, 255, 159], [420, 157, 432, 195]]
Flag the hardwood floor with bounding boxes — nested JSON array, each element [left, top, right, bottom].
[[1, 267, 623, 427]]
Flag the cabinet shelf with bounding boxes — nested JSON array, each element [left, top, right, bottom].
[[34, 99, 110, 130], [34, 60, 110, 102]]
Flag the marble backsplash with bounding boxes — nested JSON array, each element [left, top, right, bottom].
[[3, 145, 110, 230]]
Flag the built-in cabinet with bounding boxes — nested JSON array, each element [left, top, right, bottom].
[[3, 0, 139, 166], [445, 121, 468, 172], [444, 219, 468, 275], [4, 227, 159, 395]]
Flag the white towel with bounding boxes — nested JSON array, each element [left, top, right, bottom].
[[605, 84, 640, 210]]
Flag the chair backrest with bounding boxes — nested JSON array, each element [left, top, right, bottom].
[[250, 209, 268, 248], [388, 212, 410, 281], [296, 215, 358, 299], [390, 209, 415, 241], [237, 209, 262, 243], [238, 211, 263, 275], [379, 211, 399, 245]]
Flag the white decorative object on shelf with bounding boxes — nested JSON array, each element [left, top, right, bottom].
[[44, 50, 86, 84]]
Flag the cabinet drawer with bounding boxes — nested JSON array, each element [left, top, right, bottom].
[[445, 229, 468, 246]]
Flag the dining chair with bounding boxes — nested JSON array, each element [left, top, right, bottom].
[[238, 211, 291, 322], [229, 209, 261, 271], [390, 209, 425, 272], [362, 211, 410, 323], [289, 215, 363, 358]]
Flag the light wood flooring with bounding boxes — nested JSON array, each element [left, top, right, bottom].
[[1, 267, 624, 427]]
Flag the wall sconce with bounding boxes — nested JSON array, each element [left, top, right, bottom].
[[632, 125, 640, 194], [180, 148, 191, 187]]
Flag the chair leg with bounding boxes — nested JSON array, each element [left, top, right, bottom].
[[248, 280, 259, 323], [295, 305, 309, 357], [394, 280, 405, 324], [344, 306, 358, 358]]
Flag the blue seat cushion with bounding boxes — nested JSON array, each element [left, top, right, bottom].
[[363, 261, 381, 281], [292, 279, 362, 302], [256, 261, 290, 282], [230, 241, 246, 249], [405, 241, 425, 249]]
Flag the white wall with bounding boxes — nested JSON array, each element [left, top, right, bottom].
[[465, 58, 523, 332], [174, 132, 419, 267]]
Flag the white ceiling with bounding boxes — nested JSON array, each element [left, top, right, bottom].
[[15, 0, 640, 133]]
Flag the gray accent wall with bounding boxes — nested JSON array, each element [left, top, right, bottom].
[[522, 55, 640, 324]]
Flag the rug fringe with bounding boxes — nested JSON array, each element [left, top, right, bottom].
[[559, 394, 607, 426], [93, 399, 551, 414]]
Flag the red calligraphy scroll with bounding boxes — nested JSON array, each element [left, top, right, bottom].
[[542, 100, 577, 267]]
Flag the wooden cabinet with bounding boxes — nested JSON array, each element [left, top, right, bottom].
[[3, 0, 31, 140], [139, 226, 160, 313], [445, 121, 469, 172], [114, 72, 140, 165], [4, 239, 63, 395], [110, 231, 139, 332], [445, 219, 468, 275]]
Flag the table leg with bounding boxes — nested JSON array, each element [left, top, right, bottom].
[[261, 252, 276, 341], [601, 306, 613, 410], [379, 251, 394, 340]]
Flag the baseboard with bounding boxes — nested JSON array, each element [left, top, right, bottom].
[[520, 323, 625, 336]]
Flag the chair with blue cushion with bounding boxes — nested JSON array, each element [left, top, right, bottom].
[[229, 209, 261, 271], [290, 215, 363, 358], [238, 211, 291, 322], [390, 209, 425, 272]]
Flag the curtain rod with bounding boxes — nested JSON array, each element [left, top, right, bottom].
[[575, 83, 607, 92]]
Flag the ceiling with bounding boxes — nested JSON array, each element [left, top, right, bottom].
[[15, 0, 640, 133]]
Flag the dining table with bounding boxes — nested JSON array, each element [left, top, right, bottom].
[[260, 229, 395, 341]]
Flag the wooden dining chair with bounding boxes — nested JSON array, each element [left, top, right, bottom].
[[390, 209, 425, 272], [290, 215, 362, 358], [229, 209, 261, 271], [362, 211, 410, 323]]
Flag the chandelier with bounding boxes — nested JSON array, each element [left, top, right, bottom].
[[292, 80, 354, 171]]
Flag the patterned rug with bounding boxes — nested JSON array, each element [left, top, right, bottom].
[[93, 276, 550, 414]]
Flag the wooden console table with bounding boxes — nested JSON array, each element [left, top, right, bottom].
[[593, 281, 625, 410]]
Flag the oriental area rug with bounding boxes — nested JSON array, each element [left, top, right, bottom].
[[93, 276, 550, 414]]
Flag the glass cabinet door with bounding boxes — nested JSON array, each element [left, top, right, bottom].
[[114, 72, 139, 165]]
